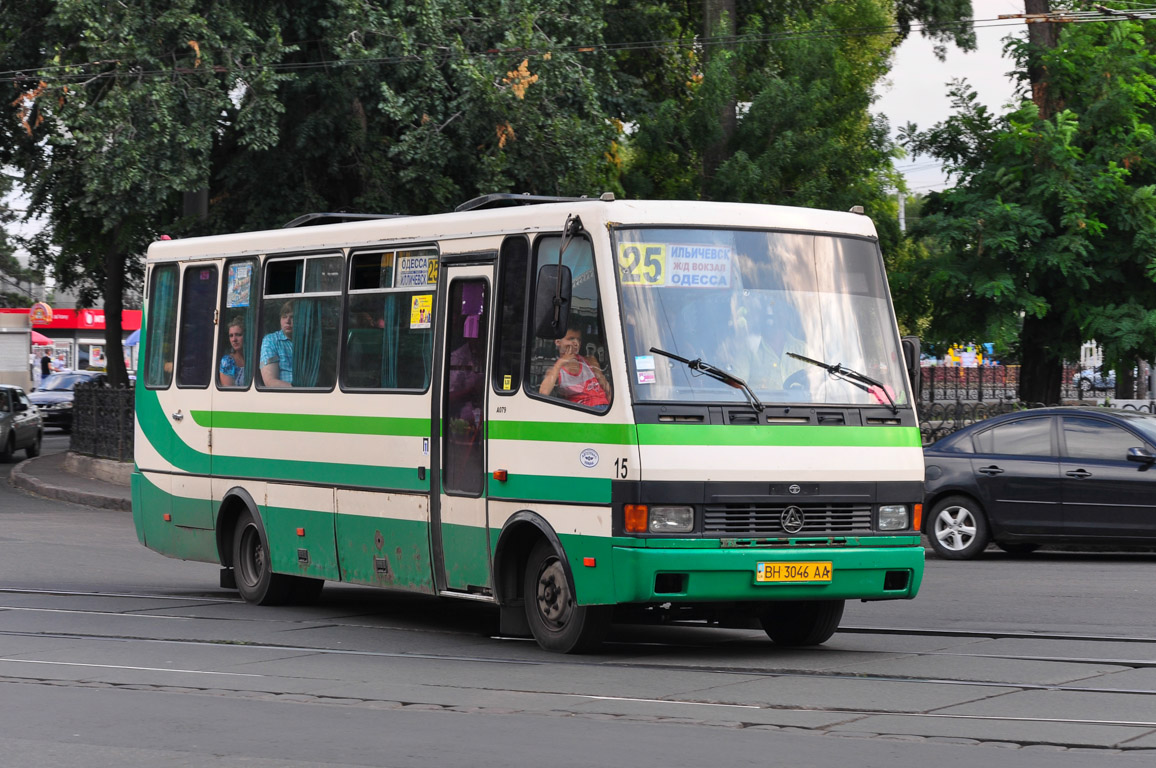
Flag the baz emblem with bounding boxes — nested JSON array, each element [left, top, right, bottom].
[[781, 505, 806, 534], [788, 484, 801, 495]]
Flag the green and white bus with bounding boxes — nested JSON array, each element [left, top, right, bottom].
[[133, 193, 925, 653]]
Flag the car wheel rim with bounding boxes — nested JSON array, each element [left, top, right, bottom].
[[534, 556, 572, 631], [934, 506, 977, 551]]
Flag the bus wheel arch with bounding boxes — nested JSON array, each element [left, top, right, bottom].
[[215, 489, 292, 606], [216, 486, 260, 570], [493, 511, 610, 653]]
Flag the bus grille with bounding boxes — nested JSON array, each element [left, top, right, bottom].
[[702, 503, 873, 536]]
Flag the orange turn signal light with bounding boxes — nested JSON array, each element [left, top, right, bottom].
[[163, 513, 171, 522], [624, 504, 648, 533], [913, 504, 923, 531], [583, 557, 596, 567], [296, 527, 305, 537], [492, 469, 508, 482]]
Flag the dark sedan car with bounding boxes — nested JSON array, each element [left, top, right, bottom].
[[923, 406, 1156, 559], [28, 371, 105, 432]]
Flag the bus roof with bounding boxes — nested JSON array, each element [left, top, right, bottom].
[[146, 199, 879, 263]]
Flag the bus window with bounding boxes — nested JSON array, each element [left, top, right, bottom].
[[492, 236, 530, 395], [217, 259, 257, 389], [342, 248, 436, 391], [258, 254, 342, 389], [144, 264, 179, 389], [176, 265, 218, 388], [528, 235, 612, 410]]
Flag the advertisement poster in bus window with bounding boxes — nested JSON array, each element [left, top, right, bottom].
[[226, 263, 253, 308], [410, 294, 432, 329]]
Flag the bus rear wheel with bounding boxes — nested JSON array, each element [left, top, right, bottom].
[[233, 510, 293, 606], [760, 599, 845, 646], [523, 540, 610, 653]]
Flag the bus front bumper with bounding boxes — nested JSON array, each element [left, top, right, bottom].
[[608, 541, 925, 604]]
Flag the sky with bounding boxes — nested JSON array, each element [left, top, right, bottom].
[[876, 0, 1028, 193]]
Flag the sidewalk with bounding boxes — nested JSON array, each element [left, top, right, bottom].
[[10, 451, 132, 511]]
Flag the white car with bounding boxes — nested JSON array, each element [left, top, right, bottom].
[[1073, 367, 1116, 392], [0, 384, 43, 461]]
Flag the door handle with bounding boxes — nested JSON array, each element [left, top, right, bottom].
[[171, 410, 184, 422], [1066, 469, 1092, 479], [977, 465, 1004, 476]]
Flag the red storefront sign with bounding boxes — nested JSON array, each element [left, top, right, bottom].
[[0, 308, 142, 330]]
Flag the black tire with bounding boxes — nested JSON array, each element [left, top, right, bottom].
[[25, 431, 41, 459], [232, 509, 293, 605], [760, 600, 845, 646], [0, 433, 13, 462], [927, 494, 990, 559], [995, 541, 1039, 556], [523, 539, 611, 653]]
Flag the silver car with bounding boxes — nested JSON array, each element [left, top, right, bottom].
[[0, 384, 43, 461]]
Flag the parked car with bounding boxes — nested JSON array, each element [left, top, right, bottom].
[[0, 384, 43, 461], [1072, 367, 1116, 393], [923, 406, 1156, 559], [28, 370, 106, 433]]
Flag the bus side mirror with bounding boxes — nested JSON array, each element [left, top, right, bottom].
[[533, 264, 572, 340], [902, 336, 921, 401]]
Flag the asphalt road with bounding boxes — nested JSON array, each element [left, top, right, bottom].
[[2, 435, 1156, 766]]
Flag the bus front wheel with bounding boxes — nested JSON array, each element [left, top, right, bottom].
[[760, 599, 845, 646], [523, 540, 611, 653], [233, 510, 293, 605]]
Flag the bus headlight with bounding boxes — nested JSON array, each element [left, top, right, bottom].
[[649, 506, 694, 533], [877, 505, 909, 530]]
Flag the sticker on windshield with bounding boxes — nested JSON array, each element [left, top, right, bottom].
[[637, 370, 656, 385], [635, 355, 655, 370], [668, 244, 732, 288], [618, 243, 666, 285]]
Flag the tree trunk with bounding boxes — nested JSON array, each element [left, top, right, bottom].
[[103, 240, 128, 389], [1018, 313, 1063, 404], [1024, 0, 1059, 118], [702, 0, 736, 196], [1117, 361, 1136, 400]]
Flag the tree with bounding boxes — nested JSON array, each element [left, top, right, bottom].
[[201, 0, 623, 234], [901, 15, 1156, 403], [616, 0, 975, 259], [1, 0, 289, 385], [0, 173, 38, 307]]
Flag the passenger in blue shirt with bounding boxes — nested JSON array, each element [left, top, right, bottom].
[[218, 317, 247, 387], [260, 301, 294, 387]]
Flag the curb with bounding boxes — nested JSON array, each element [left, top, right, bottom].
[[10, 457, 132, 512]]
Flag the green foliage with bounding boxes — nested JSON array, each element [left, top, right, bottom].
[[902, 16, 1156, 399], [205, 0, 622, 233], [619, 0, 936, 259]]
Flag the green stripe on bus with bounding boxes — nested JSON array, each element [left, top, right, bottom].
[[489, 472, 612, 504], [635, 424, 920, 447], [475, 420, 637, 444], [191, 410, 429, 436]]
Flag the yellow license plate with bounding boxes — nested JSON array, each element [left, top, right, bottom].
[[756, 561, 833, 583]]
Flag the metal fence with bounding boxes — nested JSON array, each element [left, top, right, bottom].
[[71, 382, 134, 462], [917, 364, 1136, 404], [916, 364, 1156, 445]]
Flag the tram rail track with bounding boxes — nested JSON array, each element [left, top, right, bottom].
[[4, 585, 1156, 754]]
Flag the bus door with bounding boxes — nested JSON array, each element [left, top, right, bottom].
[[432, 264, 494, 593], [167, 261, 219, 530]]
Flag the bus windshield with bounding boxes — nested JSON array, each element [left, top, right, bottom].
[[615, 227, 909, 408]]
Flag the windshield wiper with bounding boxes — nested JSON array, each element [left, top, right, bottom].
[[650, 347, 764, 412], [786, 352, 899, 415]]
